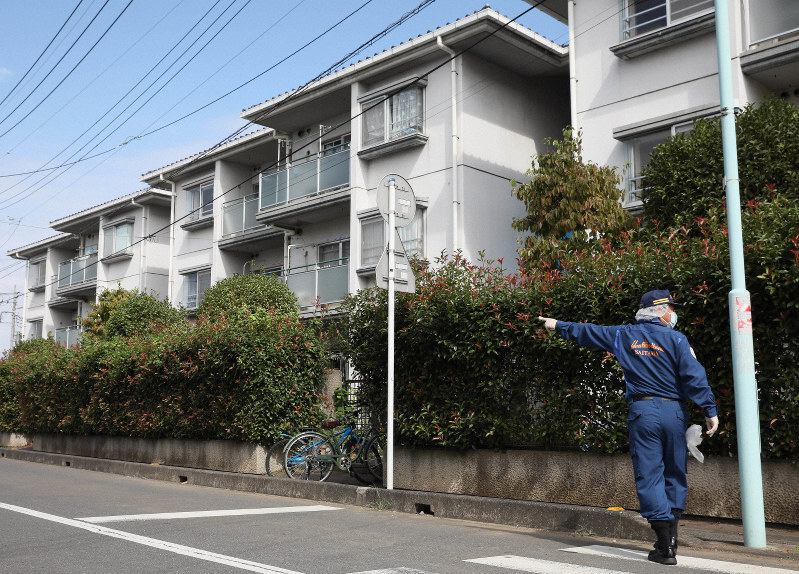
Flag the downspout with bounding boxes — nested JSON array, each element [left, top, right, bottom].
[[160, 173, 177, 305], [436, 35, 461, 254], [131, 196, 147, 292], [568, 0, 577, 128]]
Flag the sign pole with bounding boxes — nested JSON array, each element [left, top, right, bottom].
[[386, 178, 396, 490]]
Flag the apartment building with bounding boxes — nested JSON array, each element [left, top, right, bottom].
[[535, 0, 799, 210], [140, 6, 570, 313], [7, 189, 172, 344]]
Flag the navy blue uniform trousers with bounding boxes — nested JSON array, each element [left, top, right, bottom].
[[628, 397, 688, 521]]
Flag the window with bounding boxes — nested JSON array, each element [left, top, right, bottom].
[[29, 259, 46, 289], [360, 210, 425, 267], [362, 86, 424, 147], [321, 134, 351, 156], [184, 269, 211, 309], [28, 319, 43, 340], [187, 181, 214, 221], [626, 121, 693, 206], [318, 240, 350, 268], [623, 0, 713, 40], [103, 221, 133, 257]]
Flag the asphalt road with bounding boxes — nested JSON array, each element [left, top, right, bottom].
[[1, 457, 796, 574]]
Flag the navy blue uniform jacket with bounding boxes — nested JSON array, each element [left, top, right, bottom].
[[555, 319, 718, 417]]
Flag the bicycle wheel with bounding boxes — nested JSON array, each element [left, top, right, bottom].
[[265, 438, 289, 477], [283, 431, 335, 481], [352, 436, 384, 485]]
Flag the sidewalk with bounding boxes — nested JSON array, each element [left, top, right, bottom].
[[2, 445, 798, 564]]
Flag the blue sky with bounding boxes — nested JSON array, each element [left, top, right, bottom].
[[0, 0, 566, 349]]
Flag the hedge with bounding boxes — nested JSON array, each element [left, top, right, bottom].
[[343, 194, 799, 459], [0, 310, 328, 444]]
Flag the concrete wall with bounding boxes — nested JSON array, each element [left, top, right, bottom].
[[394, 447, 799, 525], [33, 434, 267, 475]]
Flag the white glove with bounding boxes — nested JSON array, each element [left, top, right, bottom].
[[705, 415, 719, 437], [686, 424, 704, 463], [538, 317, 557, 331]]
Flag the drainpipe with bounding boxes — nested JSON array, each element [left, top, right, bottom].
[[131, 196, 147, 292], [436, 35, 461, 254], [160, 173, 177, 305], [568, 0, 577, 128]]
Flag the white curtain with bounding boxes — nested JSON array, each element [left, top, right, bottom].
[[363, 100, 385, 146], [390, 87, 422, 139]]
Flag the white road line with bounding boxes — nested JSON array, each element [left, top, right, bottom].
[[0, 502, 303, 574], [465, 555, 630, 573], [349, 569, 438, 574], [77, 504, 341, 523], [563, 545, 795, 574]]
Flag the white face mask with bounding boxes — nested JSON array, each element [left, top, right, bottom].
[[666, 312, 678, 329]]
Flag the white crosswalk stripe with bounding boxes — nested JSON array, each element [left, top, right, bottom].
[[563, 545, 795, 574], [77, 505, 341, 523], [465, 555, 630, 574]]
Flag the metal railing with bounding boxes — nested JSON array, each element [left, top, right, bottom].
[[623, 0, 713, 40], [55, 325, 82, 348], [260, 146, 349, 209], [58, 253, 98, 288], [222, 193, 263, 236], [280, 257, 349, 309], [747, 0, 799, 46]]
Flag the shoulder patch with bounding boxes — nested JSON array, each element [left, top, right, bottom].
[[690, 347, 696, 359]]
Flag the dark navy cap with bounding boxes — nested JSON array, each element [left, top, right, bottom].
[[639, 289, 681, 309]]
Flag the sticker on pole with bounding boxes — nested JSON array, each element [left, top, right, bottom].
[[734, 295, 753, 334], [377, 174, 416, 228]]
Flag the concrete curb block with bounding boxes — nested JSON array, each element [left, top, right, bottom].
[[1, 447, 651, 541]]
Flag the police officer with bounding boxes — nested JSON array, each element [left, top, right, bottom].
[[538, 289, 718, 566]]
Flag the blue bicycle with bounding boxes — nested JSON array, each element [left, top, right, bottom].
[[282, 420, 383, 484]]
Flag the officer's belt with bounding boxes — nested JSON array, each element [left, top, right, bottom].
[[632, 395, 678, 402]]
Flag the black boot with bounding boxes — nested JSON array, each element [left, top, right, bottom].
[[648, 520, 677, 565], [670, 515, 680, 552]]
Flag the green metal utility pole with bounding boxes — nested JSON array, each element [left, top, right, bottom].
[[712, 0, 766, 548]]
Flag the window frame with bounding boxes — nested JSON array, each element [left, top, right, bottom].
[[625, 120, 695, 207], [29, 258, 47, 290], [186, 180, 214, 222], [361, 85, 425, 148], [183, 268, 212, 310], [102, 219, 134, 258], [28, 319, 43, 340], [358, 208, 425, 269]]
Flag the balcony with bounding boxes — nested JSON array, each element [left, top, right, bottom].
[[280, 258, 349, 311], [741, 0, 799, 88], [57, 254, 97, 297], [55, 325, 82, 348], [258, 147, 350, 228], [222, 193, 264, 237]]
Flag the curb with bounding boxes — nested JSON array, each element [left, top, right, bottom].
[[0, 446, 651, 542]]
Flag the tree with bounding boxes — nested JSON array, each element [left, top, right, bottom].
[[81, 287, 184, 341], [512, 128, 632, 267], [198, 273, 297, 320], [642, 97, 799, 228]]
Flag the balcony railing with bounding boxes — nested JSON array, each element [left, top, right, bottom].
[[58, 253, 98, 288], [260, 146, 350, 209], [55, 325, 82, 348], [747, 0, 799, 46], [279, 258, 349, 309], [623, 0, 713, 40], [222, 193, 263, 236]]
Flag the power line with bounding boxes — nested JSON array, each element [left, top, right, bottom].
[[0, 0, 135, 141], [0, 0, 114, 134], [0, 1, 85, 114], [0, 0, 245, 210]]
